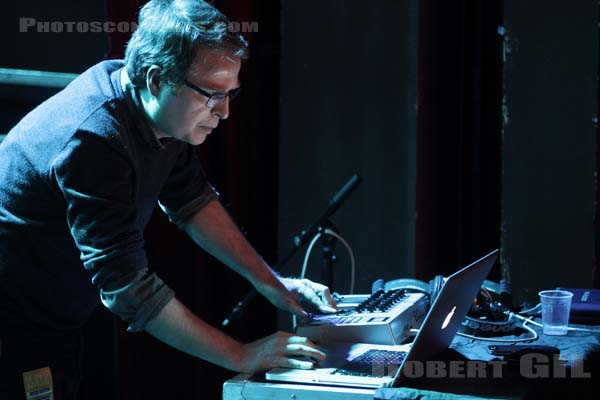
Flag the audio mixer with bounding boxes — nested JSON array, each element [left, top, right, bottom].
[[296, 289, 428, 345]]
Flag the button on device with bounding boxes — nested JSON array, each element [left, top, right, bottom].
[[368, 316, 389, 323]]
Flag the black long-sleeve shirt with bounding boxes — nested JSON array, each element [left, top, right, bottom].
[[0, 60, 216, 331]]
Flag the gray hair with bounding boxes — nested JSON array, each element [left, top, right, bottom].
[[125, 0, 249, 88]]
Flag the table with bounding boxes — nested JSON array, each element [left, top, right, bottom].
[[223, 324, 600, 400]]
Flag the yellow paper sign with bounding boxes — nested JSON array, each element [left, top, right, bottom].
[[22, 366, 54, 400]]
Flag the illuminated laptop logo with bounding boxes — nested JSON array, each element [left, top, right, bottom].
[[441, 306, 457, 330]]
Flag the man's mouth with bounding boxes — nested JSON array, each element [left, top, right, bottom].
[[197, 126, 215, 134]]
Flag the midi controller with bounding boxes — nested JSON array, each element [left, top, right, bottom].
[[296, 289, 428, 345]]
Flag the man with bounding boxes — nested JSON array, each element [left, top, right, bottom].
[[0, 0, 336, 398]]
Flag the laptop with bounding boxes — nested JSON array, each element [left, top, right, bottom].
[[266, 249, 499, 388]]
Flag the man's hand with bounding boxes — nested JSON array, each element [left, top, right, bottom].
[[253, 276, 337, 319], [280, 277, 338, 314], [238, 332, 325, 373]]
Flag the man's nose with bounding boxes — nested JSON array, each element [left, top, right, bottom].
[[212, 97, 230, 119]]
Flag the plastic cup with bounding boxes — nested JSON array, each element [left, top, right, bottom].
[[538, 290, 573, 335]]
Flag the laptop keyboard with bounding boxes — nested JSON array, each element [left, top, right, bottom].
[[332, 349, 406, 377]]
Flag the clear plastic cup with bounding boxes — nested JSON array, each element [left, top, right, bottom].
[[538, 290, 573, 335]]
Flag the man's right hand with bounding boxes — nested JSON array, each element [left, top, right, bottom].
[[237, 331, 325, 373]]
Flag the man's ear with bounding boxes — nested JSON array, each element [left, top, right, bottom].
[[145, 65, 162, 97]]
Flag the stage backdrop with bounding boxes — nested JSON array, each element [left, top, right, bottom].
[[278, 0, 419, 314]]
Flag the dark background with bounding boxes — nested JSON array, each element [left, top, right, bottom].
[[0, 0, 598, 399]]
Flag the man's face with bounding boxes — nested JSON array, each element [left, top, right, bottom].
[[151, 47, 242, 145]]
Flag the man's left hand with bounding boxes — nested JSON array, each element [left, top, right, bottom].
[[279, 278, 338, 314]]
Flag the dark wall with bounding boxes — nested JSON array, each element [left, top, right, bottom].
[[415, 0, 503, 281], [0, 1, 109, 136], [502, 1, 598, 304], [0, 1, 109, 73], [279, 0, 419, 305]]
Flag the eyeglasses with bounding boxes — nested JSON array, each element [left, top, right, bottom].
[[181, 78, 241, 108]]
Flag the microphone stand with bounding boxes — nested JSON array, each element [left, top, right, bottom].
[[318, 219, 338, 291], [222, 174, 362, 327]]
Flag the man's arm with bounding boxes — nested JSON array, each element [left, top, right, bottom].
[[143, 198, 338, 372], [182, 198, 335, 315], [146, 297, 243, 370]]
